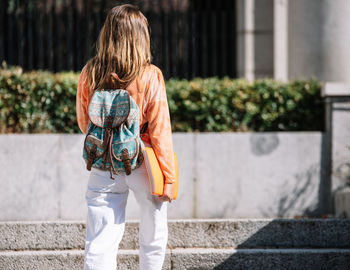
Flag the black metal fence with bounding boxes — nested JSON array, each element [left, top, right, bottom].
[[0, 0, 237, 79]]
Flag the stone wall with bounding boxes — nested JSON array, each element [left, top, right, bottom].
[[0, 132, 326, 221]]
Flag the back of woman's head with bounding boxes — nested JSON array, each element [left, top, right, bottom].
[[85, 4, 151, 93]]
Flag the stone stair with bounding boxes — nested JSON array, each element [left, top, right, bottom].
[[0, 219, 350, 269]]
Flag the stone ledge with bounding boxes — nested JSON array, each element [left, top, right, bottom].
[[1, 248, 349, 270], [335, 186, 350, 218], [0, 132, 324, 219], [321, 82, 350, 97], [0, 249, 171, 270], [1, 219, 350, 251], [170, 248, 350, 270]]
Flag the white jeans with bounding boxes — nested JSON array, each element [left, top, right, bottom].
[[84, 161, 168, 270]]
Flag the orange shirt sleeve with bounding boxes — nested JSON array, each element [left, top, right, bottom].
[[145, 66, 176, 184], [76, 66, 90, 134]]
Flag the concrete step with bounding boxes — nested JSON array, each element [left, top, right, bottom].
[[0, 249, 170, 270], [1, 248, 350, 270], [170, 248, 350, 270], [1, 218, 350, 251]]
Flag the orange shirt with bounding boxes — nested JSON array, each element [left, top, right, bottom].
[[76, 64, 176, 184]]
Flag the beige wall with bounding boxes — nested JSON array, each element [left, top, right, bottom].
[[238, 0, 350, 83], [287, 0, 350, 82]]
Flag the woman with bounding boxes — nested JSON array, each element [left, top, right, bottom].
[[76, 4, 176, 270]]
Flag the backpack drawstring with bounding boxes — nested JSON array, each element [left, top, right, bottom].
[[107, 129, 118, 180]]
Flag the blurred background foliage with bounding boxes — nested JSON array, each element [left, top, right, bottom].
[[0, 65, 324, 133]]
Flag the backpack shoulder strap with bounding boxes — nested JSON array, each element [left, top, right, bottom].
[[140, 122, 148, 135]]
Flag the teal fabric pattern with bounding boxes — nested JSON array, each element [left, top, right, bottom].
[[83, 89, 144, 178]]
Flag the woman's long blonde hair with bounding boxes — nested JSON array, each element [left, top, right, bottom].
[[85, 4, 151, 95]]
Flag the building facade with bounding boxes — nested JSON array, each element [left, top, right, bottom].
[[237, 0, 350, 83]]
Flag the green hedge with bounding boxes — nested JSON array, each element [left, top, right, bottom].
[[0, 65, 80, 133], [167, 77, 324, 132], [0, 65, 324, 133]]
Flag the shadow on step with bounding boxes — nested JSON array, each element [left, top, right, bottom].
[[211, 218, 350, 270]]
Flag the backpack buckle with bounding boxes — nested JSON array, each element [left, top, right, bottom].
[[122, 149, 131, 175], [86, 144, 97, 171]]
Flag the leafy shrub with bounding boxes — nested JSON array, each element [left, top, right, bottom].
[[166, 77, 324, 132], [0, 65, 80, 133], [0, 65, 324, 133]]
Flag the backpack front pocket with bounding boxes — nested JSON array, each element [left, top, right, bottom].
[[83, 135, 107, 170], [111, 138, 139, 161]]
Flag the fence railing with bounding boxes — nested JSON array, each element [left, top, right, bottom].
[[0, 0, 237, 79]]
